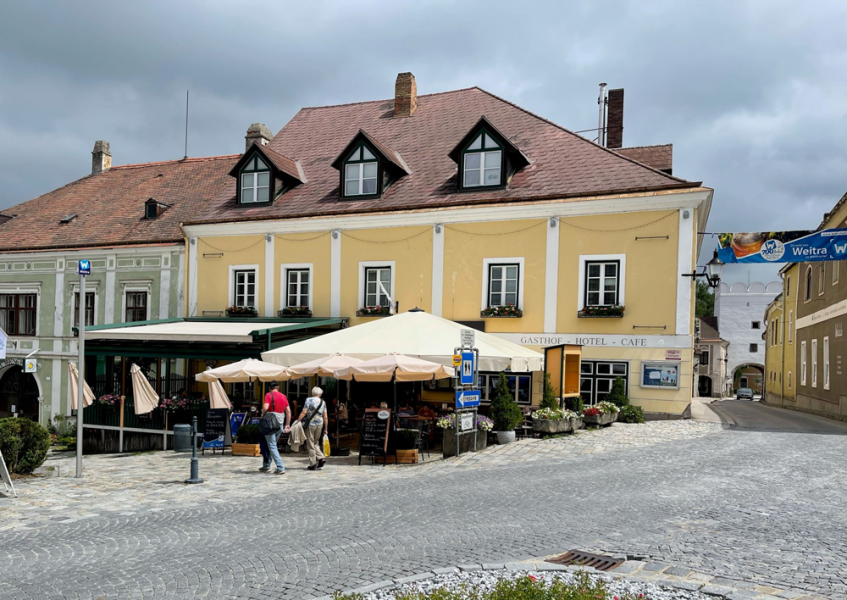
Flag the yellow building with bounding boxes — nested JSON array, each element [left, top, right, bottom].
[[182, 74, 713, 418], [763, 264, 798, 406]]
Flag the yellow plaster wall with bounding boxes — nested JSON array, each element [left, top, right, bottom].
[[274, 232, 333, 317], [441, 219, 547, 333], [195, 235, 265, 315]]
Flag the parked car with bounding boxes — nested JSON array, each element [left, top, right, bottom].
[[736, 387, 754, 400]]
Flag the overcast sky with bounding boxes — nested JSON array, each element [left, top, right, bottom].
[[2, 0, 845, 283]]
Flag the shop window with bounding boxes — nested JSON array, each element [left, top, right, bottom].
[[286, 268, 310, 309], [479, 372, 532, 405], [125, 292, 148, 323], [0, 293, 36, 336], [73, 292, 95, 328], [580, 360, 628, 405], [487, 263, 519, 307], [240, 155, 271, 204]]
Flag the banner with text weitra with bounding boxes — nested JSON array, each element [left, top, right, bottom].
[[717, 229, 847, 263]]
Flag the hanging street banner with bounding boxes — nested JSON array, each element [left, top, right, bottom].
[[717, 229, 847, 263]]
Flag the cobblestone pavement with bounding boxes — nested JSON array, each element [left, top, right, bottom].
[[2, 420, 846, 599]]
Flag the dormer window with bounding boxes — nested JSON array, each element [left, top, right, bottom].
[[240, 155, 270, 204], [463, 133, 502, 188], [344, 144, 379, 197]]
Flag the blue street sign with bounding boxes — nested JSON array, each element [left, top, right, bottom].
[[455, 389, 481, 408], [460, 351, 475, 385], [77, 260, 91, 276]]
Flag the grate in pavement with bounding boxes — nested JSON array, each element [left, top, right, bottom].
[[546, 550, 624, 572]]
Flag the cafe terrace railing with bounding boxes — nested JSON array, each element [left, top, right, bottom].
[[84, 398, 211, 433]]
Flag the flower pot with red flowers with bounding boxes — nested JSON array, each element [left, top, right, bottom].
[[225, 305, 258, 317], [480, 304, 523, 318], [356, 305, 391, 317], [582, 401, 620, 427], [577, 305, 625, 318], [278, 306, 312, 318]]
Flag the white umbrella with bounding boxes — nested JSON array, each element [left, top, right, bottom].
[[194, 358, 291, 383], [68, 362, 95, 410], [130, 364, 160, 415], [262, 311, 543, 372], [334, 353, 455, 382], [207, 377, 232, 410], [287, 353, 365, 378]]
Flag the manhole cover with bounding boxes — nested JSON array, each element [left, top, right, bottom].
[[546, 550, 624, 572]]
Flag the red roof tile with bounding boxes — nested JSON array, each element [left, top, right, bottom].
[[0, 155, 238, 252], [615, 144, 673, 174], [189, 88, 696, 225]]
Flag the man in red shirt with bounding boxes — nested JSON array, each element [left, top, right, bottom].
[[260, 381, 291, 474]]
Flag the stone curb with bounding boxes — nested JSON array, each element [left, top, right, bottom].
[[309, 556, 829, 600]]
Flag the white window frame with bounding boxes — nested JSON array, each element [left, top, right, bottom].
[[463, 150, 502, 188], [240, 156, 270, 204], [811, 338, 818, 388], [228, 264, 259, 308], [481, 257, 525, 311], [819, 264, 825, 296], [486, 263, 521, 308], [344, 162, 378, 197], [788, 310, 793, 342], [357, 261, 395, 310], [0, 286, 41, 337], [800, 341, 807, 385], [280, 263, 313, 310], [823, 336, 830, 390], [578, 254, 626, 311]]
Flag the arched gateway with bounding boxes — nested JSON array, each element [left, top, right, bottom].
[[0, 364, 40, 420]]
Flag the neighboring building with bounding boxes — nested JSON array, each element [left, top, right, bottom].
[[763, 280, 796, 406], [715, 281, 782, 395], [183, 73, 714, 418], [0, 144, 236, 424], [695, 316, 729, 398]]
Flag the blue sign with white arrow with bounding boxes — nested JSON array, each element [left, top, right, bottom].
[[77, 260, 91, 276], [455, 389, 481, 408]]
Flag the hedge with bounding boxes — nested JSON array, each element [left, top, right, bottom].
[[0, 417, 51, 474]]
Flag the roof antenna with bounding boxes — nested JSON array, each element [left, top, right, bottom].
[[184, 89, 189, 159]]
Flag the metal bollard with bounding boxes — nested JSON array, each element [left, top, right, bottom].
[[185, 416, 204, 484]]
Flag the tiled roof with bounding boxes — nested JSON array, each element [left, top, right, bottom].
[[0, 155, 238, 252], [615, 144, 673, 174], [258, 145, 305, 182], [189, 88, 696, 225]]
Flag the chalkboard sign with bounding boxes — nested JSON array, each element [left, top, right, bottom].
[[358, 408, 391, 465], [203, 409, 230, 451]]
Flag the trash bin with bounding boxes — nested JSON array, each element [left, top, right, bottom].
[[173, 423, 192, 453]]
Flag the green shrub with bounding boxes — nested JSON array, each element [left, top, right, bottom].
[[393, 429, 419, 450], [607, 376, 629, 408], [539, 373, 559, 411], [564, 396, 583, 414], [49, 414, 75, 438], [56, 435, 76, 449], [490, 373, 522, 432], [0, 418, 51, 474], [236, 424, 262, 444], [618, 405, 645, 423]]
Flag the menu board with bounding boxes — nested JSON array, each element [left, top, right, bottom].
[[203, 409, 230, 449], [358, 408, 391, 463]]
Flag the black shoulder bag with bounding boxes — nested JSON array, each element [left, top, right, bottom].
[[259, 392, 283, 436]]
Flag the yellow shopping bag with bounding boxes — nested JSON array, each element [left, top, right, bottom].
[[323, 434, 331, 457]]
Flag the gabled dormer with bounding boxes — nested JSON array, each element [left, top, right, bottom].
[[448, 117, 530, 192], [331, 130, 410, 200], [229, 143, 306, 207]]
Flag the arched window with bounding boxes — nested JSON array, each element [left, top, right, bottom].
[[240, 155, 270, 204], [462, 132, 502, 188], [804, 266, 812, 302], [343, 144, 379, 197]]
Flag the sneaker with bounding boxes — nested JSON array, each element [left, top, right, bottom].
[[259, 467, 270, 472], [307, 464, 318, 471], [274, 469, 286, 475], [317, 459, 326, 469]]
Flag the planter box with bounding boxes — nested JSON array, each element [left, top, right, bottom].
[[582, 412, 618, 427], [571, 417, 584, 431], [232, 443, 261, 457], [532, 418, 574, 434], [442, 428, 489, 458], [577, 313, 624, 318], [278, 309, 312, 318], [395, 449, 419, 464]]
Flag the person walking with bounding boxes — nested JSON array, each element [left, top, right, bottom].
[[260, 381, 291, 474], [294, 386, 328, 471]]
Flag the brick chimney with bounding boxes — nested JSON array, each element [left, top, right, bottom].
[[606, 88, 624, 149], [91, 140, 111, 174], [394, 72, 417, 117], [245, 123, 273, 150]]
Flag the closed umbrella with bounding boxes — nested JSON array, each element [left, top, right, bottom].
[[194, 358, 291, 383], [287, 353, 365, 378], [207, 376, 232, 410], [68, 362, 95, 410], [130, 364, 160, 415], [334, 353, 455, 382]]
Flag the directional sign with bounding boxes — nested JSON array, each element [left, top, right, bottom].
[[460, 351, 475, 385], [77, 260, 91, 276], [455, 389, 481, 408], [461, 328, 475, 348]]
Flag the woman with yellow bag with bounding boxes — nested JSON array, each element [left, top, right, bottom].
[[293, 387, 329, 471]]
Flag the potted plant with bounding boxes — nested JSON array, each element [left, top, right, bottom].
[[480, 304, 523, 318], [531, 407, 579, 434], [226, 305, 258, 317], [393, 428, 420, 464], [438, 414, 491, 457], [278, 306, 312, 318], [582, 401, 620, 427], [607, 376, 629, 409], [577, 305, 625, 318], [356, 305, 391, 317], [490, 373, 523, 444], [97, 394, 121, 409], [232, 423, 262, 456], [159, 397, 189, 412]]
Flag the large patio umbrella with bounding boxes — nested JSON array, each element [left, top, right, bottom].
[[287, 353, 365, 378], [68, 362, 95, 410], [194, 358, 291, 383], [261, 311, 543, 372], [334, 353, 455, 382], [207, 377, 232, 410], [130, 364, 160, 415]]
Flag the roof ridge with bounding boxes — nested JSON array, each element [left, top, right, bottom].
[[299, 86, 481, 111], [474, 87, 693, 185], [111, 154, 241, 170], [617, 143, 673, 150]]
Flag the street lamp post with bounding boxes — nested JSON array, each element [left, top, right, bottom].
[[682, 249, 725, 289]]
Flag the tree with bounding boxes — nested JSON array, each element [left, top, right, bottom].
[[540, 373, 559, 411], [607, 376, 629, 408], [490, 373, 523, 432], [695, 280, 714, 318]]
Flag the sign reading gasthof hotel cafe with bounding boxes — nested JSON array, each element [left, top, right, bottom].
[[495, 333, 691, 348]]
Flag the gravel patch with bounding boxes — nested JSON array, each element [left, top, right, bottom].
[[360, 568, 712, 600]]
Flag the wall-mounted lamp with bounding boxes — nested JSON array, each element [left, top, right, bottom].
[[683, 209, 690, 219], [682, 249, 724, 289], [549, 217, 558, 228], [332, 230, 340, 239], [265, 234, 272, 242], [435, 224, 442, 234]]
